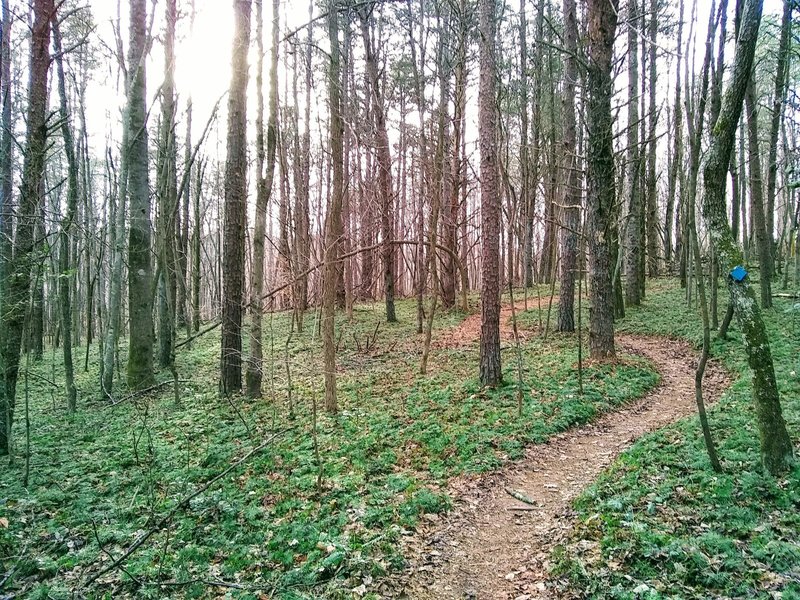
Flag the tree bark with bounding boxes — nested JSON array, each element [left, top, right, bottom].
[[744, 82, 772, 308], [664, 0, 683, 271], [52, 15, 78, 412], [358, 5, 396, 322], [0, 0, 12, 308], [323, 0, 345, 412], [700, 0, 793, 475], [585, 0, 618, 360], [624, 0, 642, 307], [219, 0, 251, 396], [126, 0, 155, 391], [557, 0, 579, 333], [0, 0, 52, 454], [765, 0, 791, 273], [246, 0, 278, 399], [478, 0, 502, 386], [156, 0, 178, 370], [645, 0, 659, 276]]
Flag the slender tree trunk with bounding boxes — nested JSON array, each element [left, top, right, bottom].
[[101, 132, 128, 395], [665, 0, 683, 271], [323, 0, 345, 413], [745, 82, 772, 308], [478, 0, 502, 386], [177, 2, 195, 333], [157, 0, 178, 370], [219, 0, 252, 396], [624, 0, 642, 307], [765, 0, 791, 270], [645, 0, 659, 276], [700, 0, 793, 475], [557, 0, 579, 332], [0, 0, 52, 454], [246, 0, 278, 398], [0, 0, 12, 314], [192, 159, 204, 332], [358, 5, 396, 322], [52, 16, 78, 412], [127, 0, 155, 391], [585, 0, 618, 360], [292, 1, 312, 330], [519, 0, 531, 292]]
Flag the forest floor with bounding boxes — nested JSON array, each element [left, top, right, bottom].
[[1, 280, 798, 599]]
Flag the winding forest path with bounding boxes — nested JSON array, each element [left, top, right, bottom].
[[394, 306, 731, 599]]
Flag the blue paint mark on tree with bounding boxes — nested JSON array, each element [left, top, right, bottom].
[[730, 265, 748, 282]]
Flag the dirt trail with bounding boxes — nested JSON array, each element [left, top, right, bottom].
[[393, 307, 731, 599]]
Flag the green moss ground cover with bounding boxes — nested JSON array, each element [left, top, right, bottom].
[[0, 291, 657, 599], [552, 280, 800, 599]]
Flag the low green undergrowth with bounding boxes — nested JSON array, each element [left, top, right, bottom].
[[552, 279, 800, 599], [0, 291, 657, 599]]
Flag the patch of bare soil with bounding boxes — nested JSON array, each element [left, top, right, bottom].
[[435, 297, 558, 348], [385, 329, 731, 599]]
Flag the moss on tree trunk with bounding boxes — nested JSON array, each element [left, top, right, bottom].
[[700, 0, 793, 475]]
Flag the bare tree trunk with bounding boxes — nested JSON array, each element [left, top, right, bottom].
[[557, 0, 579, 332], [358, 4, 396, 322], [293, 0, 313, 330], [518, 0, 530, 292], [101, 118, 128, 395], [246, 0, 278, 399], [0, 0, 12, 316], [156, 0, 178, 370], [192, 159, 204, 332], [624, 0, 642, 307], [323, 0, 345, 413], [700, 0, 793, 475], [744, 82, 772, 308], [177, 1, 195, 333], [478, 0, 502, 386], [0, 0, 52, 454], [126, 0, 155, 391], [443, 0, 468, 310], [220, 0, 251, 396], [291, 1, 312, 330], [645, 0, 660, 276], [765, 0, 791, 271], [665, 0, 683, 271], [585, 0, 618, 360], [52, 15, 78, 412]]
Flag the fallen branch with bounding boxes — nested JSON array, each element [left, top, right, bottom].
[[504, 487, 537, 506], [506, 506, 537, 512], [82, 430, 287, 588]]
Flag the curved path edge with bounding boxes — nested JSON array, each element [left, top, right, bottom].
[[381, 333, 732, 599]]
